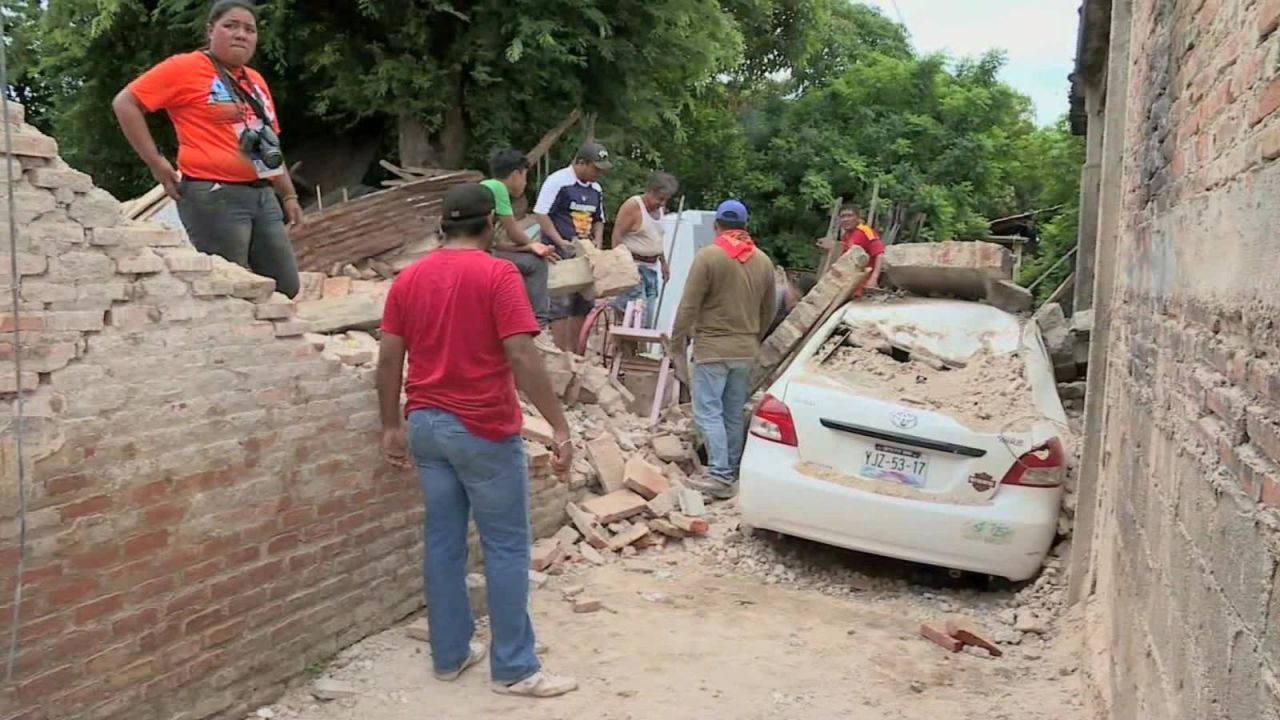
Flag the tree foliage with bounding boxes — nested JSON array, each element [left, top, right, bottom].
[[738, 50, 1039, 266], [7, 0, 1081, 285]]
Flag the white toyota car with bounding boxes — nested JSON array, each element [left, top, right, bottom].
[[739, 298, 1068, 581]]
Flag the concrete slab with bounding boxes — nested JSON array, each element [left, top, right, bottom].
[[883, 241, 1014, 300]]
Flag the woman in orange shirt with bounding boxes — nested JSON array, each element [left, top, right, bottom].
[[112, 0, 302, 298]]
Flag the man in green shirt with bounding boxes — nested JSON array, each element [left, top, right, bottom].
[[483, 148, 557, 328]]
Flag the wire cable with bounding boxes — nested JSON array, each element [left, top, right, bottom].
[[1, 7, 32, 684]]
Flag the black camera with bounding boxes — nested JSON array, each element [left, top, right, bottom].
[[240, 124, 284, 170]]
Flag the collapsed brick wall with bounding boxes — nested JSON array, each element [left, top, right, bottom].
[[0, 113, 567, 720], [1084, 1, 1280, 718]]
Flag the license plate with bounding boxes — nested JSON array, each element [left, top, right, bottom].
[[861, 444, 929, 488]]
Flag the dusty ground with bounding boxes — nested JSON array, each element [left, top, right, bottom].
[[254, 504, 1085, 720]]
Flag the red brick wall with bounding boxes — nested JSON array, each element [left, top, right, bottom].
[[1085, 1, 1280, 718], [0, 121, 567, 720]]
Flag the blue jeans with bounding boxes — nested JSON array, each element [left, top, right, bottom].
[[691, 361, 752, 482], [407, 408, 540, 684], [610, 263, 660, 327]]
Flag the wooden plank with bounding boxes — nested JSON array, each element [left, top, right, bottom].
[[379, 159, 417, 179]]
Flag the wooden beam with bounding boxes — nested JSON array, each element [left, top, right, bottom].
[[526, 109, 583, 166]]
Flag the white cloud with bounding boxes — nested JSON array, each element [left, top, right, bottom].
[[864, 0, 1080, 125]]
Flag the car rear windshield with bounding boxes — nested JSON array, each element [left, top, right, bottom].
[[806, 308, 1040, 431]]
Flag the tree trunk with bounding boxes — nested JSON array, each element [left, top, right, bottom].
[[396, 75, 468, 169], [397, 112, 435, 168], [583, 112, 599, 142]]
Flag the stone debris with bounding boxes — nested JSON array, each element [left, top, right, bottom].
[[312, 679, 358, 701], [581, 490, 649, 524], [467, 573, 487, 617], [521, 415, 555, 445], [813, 319, 1042, 432], [622, 456, 671, 499], [607, 522, 652, 551], [404, 619, 429, 642], [651, 434, 688, 462], [1014, 609, 1049, 635], [552, 524, 581, 547], [586, 436, 628, 493], [573, 597, 604, 614], [676, 487, 707, 517], [531, 538, 567, 572]]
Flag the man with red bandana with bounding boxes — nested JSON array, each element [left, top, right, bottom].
[[671, 200, 776, 499], [817, 203, 883, 297]]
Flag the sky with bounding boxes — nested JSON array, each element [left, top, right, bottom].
[[864, 0, 1081, 126]]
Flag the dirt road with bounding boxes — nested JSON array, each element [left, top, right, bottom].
[[252, 504, 1085, 720]]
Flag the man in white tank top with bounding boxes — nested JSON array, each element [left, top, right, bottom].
[[610, 171, 678, 327]]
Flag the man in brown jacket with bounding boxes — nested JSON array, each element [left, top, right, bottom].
[[670, 200, 776, 499]]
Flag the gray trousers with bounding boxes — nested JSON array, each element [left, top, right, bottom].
[[492, 249, 550, 328], [177, 180, 301, 298]]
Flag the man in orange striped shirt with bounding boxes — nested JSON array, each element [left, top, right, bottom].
[[817, 204, 883, 296]]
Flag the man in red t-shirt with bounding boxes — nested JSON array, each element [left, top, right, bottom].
[[377, 183, 578, 699], [817, 204, 884, 296]]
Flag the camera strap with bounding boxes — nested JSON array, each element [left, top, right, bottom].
[[204, 51, 271, 125]]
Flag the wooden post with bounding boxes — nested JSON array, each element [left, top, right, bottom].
[[315, 185, 323, 212], [866, 180, 881, 229], [815, 197, 843, 278], [652, 195, 687, 325]]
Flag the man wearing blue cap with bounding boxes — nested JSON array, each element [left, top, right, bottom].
[[671, 200, 777, 499]]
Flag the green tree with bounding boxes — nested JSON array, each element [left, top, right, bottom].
[[740, 50, 1036, 266], [21, 0, 744, 198], [1013, 118, 1086, 301]]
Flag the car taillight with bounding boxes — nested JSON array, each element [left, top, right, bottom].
[[1001, 437, 1065, 488], [750, 394, 798, 447]]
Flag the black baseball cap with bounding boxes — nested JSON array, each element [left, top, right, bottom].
[[575, 141, 612, 170], [441, 183, 495, 222]]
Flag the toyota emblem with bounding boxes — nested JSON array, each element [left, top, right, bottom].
[[891, 411, 919, 430]]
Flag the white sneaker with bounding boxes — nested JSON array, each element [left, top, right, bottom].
[[491, 671, 578, 698], [433, 641, 486, 681]]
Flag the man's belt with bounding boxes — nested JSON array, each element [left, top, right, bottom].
[[632, 253, 663, 264]]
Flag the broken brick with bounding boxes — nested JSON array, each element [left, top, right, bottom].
[[645, 489, 678, 518], [521, 415, 555, 445], [623, 456, 671, 500], [676, 487, 706, 517], [565, 502, 611, 549], [579, 543, 607, 565], [667, 512, 709, 536], [945, 619, 1003, 657], [530, 538, 565, 572], [586, 436, 627, 493], [607, 522, 651, 551], [581, 490, 648, 524], [634, 532, 665, 549], [920, 623, 963, 653], [552, 524, 581, 547], [651, 435, 687, 462], [649, 518, 687, 539], [572, 597, 603, 614]]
